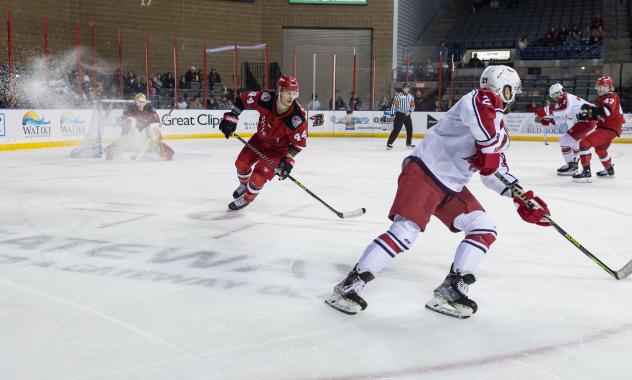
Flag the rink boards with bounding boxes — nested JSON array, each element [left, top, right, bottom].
[[1, 108, 632, 150]]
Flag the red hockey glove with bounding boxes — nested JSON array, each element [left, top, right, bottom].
[[276, 156, 295, 180], [219, 111, 239, 139], [513, 190, 551, 226], [468, 145, 500, 176]]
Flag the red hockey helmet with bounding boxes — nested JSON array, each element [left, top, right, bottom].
[[596, 76, 614, 89], [277, 75, 300, 92], [596, 76, 614, 96]]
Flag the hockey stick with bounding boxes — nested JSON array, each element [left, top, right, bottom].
[[233, 133, 366, 219], [495, 172, 632, 280]]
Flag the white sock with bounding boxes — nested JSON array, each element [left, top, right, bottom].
[[452, 241, 486, 274]]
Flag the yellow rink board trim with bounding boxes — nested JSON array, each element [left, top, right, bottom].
[[1, 133, 631, 151]]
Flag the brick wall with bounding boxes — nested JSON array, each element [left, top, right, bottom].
[[0, 0, 392, 98]]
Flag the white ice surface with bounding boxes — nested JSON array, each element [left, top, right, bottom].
[[1, 138, 631, 380]]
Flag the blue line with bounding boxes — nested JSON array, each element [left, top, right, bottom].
[[373, 239, 396, 258]]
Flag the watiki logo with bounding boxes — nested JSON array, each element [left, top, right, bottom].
[[21, 111, 51, 137], [60, 111, 86, 136]]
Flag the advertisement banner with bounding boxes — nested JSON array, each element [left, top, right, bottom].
[[2, 108, 632, 149]]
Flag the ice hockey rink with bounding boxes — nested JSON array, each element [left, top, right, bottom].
[[1, 137, 632, 380]]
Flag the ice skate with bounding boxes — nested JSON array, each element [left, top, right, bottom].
[[557, 160, 578, 176], [425, 270, 477, 319], [233, 184, 247, 199], [386, 144, 393, 150], [325, 265, 374, 315], [596, 166, 615, 178], [228, 194, 250, 211], [406, 144, 416, 148], [572, 166, 592, 183]]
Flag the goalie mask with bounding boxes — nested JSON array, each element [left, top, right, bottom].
[[134, 93, 147, 111], [479, 65, 522, 107]]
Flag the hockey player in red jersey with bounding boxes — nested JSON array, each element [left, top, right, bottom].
[[572, 76, 625, 182], [105, 93, 174, 160], [219, 75, 308, 210], [325, 65, 551, 319], [547, 83, 597, 176]]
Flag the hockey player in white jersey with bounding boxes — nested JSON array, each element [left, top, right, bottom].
[[325, 65, 551, 319], [546, 83, 597, 175]]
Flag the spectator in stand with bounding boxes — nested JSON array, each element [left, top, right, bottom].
[[162, 72, 175, 89], [544, 28, 558, 47], [189, 96, 203, 109], [177, 96, 188, 109], [526, 102, 537, 113], [329, 90, 347, 110], [208, 67, 222, 91], [581, 25, 592, 45], [518, 36, 528, 49], [592, 14, 604, 30], [349, 91, 362, 111], [569, 24, 581, 45], [559, 25, 570, 45], [414, 89, 424, 111], [206, 97, 219, 109], [378, 95, 390, 111], [307, 94, 321, 110], [468, 53, 482, 67], [185, 66, 196, 88], [490, 0, 499, 9], [178, 75, 187, 91], [423, 59, 435, 77]]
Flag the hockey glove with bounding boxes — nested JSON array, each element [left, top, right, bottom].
[[219, 112, 239, 139], [467, 146, 500, 176], [276, 156, 295, 180], [513, 190, 551, 226]]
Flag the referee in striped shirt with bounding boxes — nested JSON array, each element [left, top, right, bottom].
[[387, 83, 416, 150]]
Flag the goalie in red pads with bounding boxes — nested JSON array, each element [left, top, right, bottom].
[[105, 93, 174, 161], [219, 75, 308, 210], [325, 66, 551, 319]]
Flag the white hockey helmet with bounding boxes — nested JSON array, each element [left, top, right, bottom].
[[479, 65, 522, 104], [549, 83, 564, 98]]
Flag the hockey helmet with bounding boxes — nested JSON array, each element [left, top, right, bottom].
[[479, 65, 522, 104], [277, 75, 300, 92], [596, 76, 614, 95], [548, 83, 564, 98], [134, 93, 147, 111]]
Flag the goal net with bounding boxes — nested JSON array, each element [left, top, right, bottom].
[[70, 99, 147, 159]]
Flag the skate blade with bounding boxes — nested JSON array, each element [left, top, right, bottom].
[[572, 177, 592, 183], [425, 296, 472, 319], [324, 293, 361, 315], [597, 175, 615, 179], [557, 172, 577, 176]]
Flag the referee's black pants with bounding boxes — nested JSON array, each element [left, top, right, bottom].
[[387, 112, 413, 146]]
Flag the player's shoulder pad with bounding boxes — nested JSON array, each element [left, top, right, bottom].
[[257, 90, 275, 110], [281, 102, 307, 131]]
